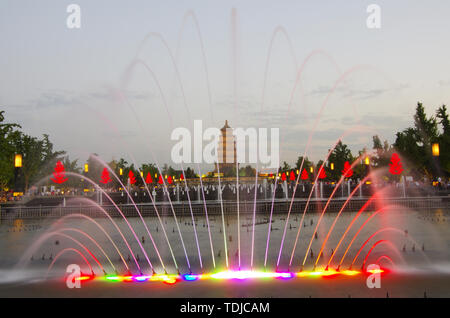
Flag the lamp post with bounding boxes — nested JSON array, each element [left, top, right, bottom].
[[14, 154, 22, 196], [432, 143, 441, 188]]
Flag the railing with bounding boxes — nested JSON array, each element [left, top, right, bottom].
[[0, 196, 448, 222]]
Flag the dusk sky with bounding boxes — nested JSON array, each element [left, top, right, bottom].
[[1, 0, 449, 170]]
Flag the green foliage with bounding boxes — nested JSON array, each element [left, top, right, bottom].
[[394, 102, 446, 178]]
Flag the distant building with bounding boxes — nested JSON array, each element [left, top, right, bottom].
[[215, 120, 237, 176]]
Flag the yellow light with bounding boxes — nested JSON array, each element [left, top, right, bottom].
[[140, 171, 143, 177], [310, 167, 313, 173], [84, 164, 88, 173], [165, 175, 167, 179], [330, 163, 334, 170], [432, 143, 440, 157], [296, 169, 299, 175], [155, 173, 157, 178], [14, 154, 22, 168], [119, 168, 123, 176], [364, 156, 370, 165]]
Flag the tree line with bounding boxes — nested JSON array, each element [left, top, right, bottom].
[[0, 102, 448, 192]]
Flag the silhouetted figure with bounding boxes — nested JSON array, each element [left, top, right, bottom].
[[136, 254, 140, 261]]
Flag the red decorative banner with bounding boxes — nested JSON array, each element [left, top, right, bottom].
[[51, 160, 68, 184], [128, 170, 136, 185], [342, 161, 353, 178], [100, 167, 111, 184], [300, 168, 309, 180], [389, 153, 403, 175], [145, 172, 153, 184], [318, 167, 326, 179]]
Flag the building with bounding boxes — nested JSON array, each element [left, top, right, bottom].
[[215, 120, 237, 176]]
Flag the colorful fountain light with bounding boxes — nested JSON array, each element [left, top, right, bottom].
[[74, 268, 385, 285]]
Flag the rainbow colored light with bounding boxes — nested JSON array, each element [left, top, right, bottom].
[[74, 268, 385, 285]]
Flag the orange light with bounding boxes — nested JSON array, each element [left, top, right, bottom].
[[432, 143, 440, 156], [14, 154, 22, 168]]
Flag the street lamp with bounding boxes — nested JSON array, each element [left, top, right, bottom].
[[14, 154, 22, 168], [84, 164, 89, 173], [14, 154, 22, 195], [330, 162, 334, 170], [119, 168, 123, 176], [310, 166, 314, 173], [432, 143, 440, 157], [364, 156, 370, 166]]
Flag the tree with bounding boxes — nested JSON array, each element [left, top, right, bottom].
[[436, 105, 450, 175], [328, 141, 354, 181], [0, 111, 21, 189], [394, 102, 441, 178], [295, 156, 312, 171]]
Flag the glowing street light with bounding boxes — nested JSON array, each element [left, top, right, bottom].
[[84, 164, 89, 173], [330, 162, 334, 170], [14, 154, 22, 168], [119, 168, 123, 176], [310, 166, 314, 173], [364, 156, 370, 166], [432, 143, 440, 157]]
